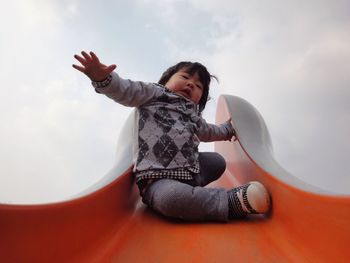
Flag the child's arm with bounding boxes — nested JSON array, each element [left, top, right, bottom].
[[73, 51, 159, 107], [196, 117, 237, 142]]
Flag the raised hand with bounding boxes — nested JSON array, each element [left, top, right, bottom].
[[72, 51, 117, 81]]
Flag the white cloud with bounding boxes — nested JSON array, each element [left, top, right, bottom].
[[0, 0, 130, 203], [18, 0, 60, 29]]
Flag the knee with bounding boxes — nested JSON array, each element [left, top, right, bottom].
[[209, 153, 226, 178], [199, 152, 226, 169], [215, 153, 226, 174]]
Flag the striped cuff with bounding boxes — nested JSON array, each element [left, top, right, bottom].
[[91, 74, 112, 89]]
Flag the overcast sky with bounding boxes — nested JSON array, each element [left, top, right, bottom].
[[1, 0, 349, 203]]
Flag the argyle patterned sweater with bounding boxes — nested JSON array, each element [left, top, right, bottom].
[[93, 72, 234, 181]]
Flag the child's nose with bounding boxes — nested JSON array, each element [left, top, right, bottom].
[[187, 81, 194, 89]]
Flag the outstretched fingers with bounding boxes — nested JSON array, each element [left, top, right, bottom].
[[81, 51, 92, 62], [73, 50, 97, 73], [72, 50, 117, 79], [74, 54, 86, 65], [89, 51, 100, 63], [72, 64, 86, 73]]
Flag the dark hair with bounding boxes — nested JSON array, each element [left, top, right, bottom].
[[158, 61, 217, 112]]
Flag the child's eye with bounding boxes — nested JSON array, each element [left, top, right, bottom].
[[181, 75, 189, 79]]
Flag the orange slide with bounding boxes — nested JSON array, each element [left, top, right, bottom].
[[1, 95, 349, 262]]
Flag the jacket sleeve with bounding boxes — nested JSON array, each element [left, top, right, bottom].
[[196, 118, 235, 142], [92, 72, 159, 107]]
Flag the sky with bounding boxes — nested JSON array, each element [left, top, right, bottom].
[[0, 0, 349, 203]]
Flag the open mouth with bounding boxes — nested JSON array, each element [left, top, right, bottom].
[[179, 89, 191, 100]]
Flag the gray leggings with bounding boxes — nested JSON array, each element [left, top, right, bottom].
[[142, 152, 229, 222]]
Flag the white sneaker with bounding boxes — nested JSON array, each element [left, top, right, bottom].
[[227, 181, 271, 219]]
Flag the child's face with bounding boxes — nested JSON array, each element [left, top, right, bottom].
[[165, 69, 204, 105]]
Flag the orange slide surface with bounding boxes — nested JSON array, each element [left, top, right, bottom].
[[1, 95, 349, 262]]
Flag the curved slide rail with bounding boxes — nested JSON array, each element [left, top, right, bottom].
[[0, 95, 349, 262]]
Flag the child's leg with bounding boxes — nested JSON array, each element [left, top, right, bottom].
[[193, 152, 226, 186], [142, 152, 271, 222], [143, 179, 271, 222], [196, 152, 271, 218], [143, 179, 229, 222]]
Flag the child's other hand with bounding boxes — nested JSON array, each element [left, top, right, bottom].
[[228, 117, 238, 141], [72, 51, 117, 81]]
